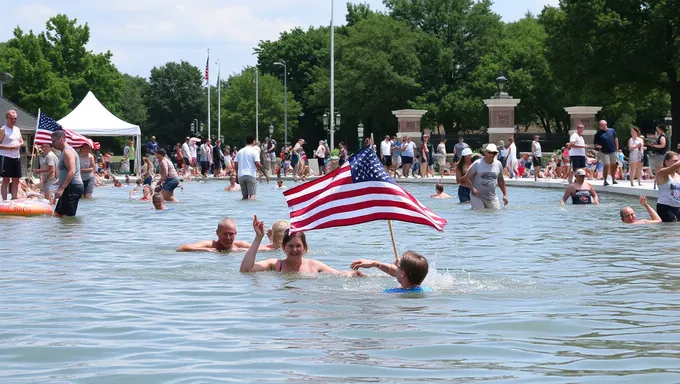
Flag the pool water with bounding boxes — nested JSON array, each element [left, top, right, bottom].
[[1, 181, 679, 383]]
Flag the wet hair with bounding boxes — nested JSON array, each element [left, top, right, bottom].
[[619, 207, 631, 219], [245, 135, 255, 145], [136, 178, 143, 186], [435, 183, 444, 193], [271, 220, 290, 248], [281, 229, 308, 253], [156, 149, 167, 157], [399, 251, 429, 285], [217, 217, 236, 230], [631, 127, 641, 136], [663, 151, 679, 166], [152, 192, 164, 206]]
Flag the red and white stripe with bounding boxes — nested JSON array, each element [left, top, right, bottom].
[[283, 164, 447, 232], [34, 128, 93, 148]]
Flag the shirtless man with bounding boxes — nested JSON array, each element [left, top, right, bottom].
[[430, 183, 451, 199], [620, 195, 662, 224], [224, 174, 241, 192], [177, 217, 260, 252]]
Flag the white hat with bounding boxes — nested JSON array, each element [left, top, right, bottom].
[[575, 169, 586, 177], [484, 143, 499, 153], [461, 148, 473, 157]]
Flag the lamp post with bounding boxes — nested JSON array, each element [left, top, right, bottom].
[[357, 122, 364, 151], [190, 122, 195, 134], [273, 60, 287, 146], [495, 71, 508, 99], [200, 122, 205, 136], [665, 111, 673, 147], [323, 109, 341, 141], [269, 124, 274, 138]]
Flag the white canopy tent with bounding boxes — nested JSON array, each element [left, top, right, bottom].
[[58, 91, 142, 174]]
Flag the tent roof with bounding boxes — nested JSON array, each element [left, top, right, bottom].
[[57, 91, 141, 137]]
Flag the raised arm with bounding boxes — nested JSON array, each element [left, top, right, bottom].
[[640, 195, 662, 224], [240, 215, 274, 272], [351, 259, 397, 277], [311, 259, 364, 277]]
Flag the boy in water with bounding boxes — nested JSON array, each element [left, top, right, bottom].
[[351, 251, 432, 293], [152, 192, 166, 210]]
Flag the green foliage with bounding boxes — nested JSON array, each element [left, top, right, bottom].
[[119, 74, 149, 133], [145, 61, 206, 144]]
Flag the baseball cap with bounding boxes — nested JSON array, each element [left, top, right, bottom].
[[461, 148, 473, 157], [575, 169, 586, 176]]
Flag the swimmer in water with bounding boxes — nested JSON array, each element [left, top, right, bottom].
[[130, 185, 153, 201], [263, 219, 289, 250], [429, 183, 451, 199], [152, 192, 166, 210], [275, 179, 287, 189], [177, 217, 261, 252], [240, 214, 364, 276], [224, 174, 241, 192], [351, 251, 432, 293], [620, 195, 662, 224]]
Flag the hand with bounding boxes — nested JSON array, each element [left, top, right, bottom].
[[503, 194, 509, 206], [350, 259, 376, 270], [252, 214, 265, 238], [471, 188, 479, 196], [55, 187, 64, 199], [349, 270, 366, 277], [640, 195, 649, 207]]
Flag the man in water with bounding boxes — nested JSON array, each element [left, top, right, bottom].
[[430, 183, 451, 199], [52, 130, 84, 217], [460, 143, 508, 210], [152, 192, 166, 210], [620, 195, 662, 224], [351, 251, 432, 293], [234, 135, 269, 199], [177, 217, 256, 252]]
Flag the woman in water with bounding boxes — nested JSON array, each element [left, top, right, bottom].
[[654, 151, 680, 222], [79, 143, 96, 198], [263, 219, 290, 250], [561, 168, 599, 205], [455, 148, 473, 203], [240, 215, 364, 276]]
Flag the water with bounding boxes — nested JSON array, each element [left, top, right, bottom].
[[1, 181, 680, 383]]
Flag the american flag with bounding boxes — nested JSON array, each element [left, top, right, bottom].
[[204, 55, 209, 82], [34, 111, 94, 148], [283, 147, 447, 232]]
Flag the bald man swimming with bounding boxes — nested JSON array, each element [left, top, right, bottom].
[[177, 217, 257, 252]]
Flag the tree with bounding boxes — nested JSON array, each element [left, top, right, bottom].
[[119, 74, 149, 133], [146, 61, 206, 144], [346, 2, 376, 26], [540, 0, 677, 137], [220, 67, 302, 147]]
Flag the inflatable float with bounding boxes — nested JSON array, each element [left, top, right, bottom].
[[0, 198, 53, 217]]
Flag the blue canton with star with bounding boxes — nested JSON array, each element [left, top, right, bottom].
[[348, 147, 397, 185], [38, 113, 63, 132]]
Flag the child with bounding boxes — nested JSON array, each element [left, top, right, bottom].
[[351, 251, 432, 293], [152, 192, 166, 210], [275, 179, 287, 190]]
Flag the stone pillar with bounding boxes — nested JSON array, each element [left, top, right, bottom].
[[564, 106, 602, 145], [483, 98, 521, 145], [392, 109, 428, 146]]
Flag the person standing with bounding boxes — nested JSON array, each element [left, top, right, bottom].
[[420, 135, 434, 178], [436, 138, 447, 173], [79, 143, 96, 198], [531, 135, 542, 181], [400, 137, 416, 178], [267, 138, 277, 176], [35, 142, 58, 203], [453, 136, 469, 163], [648, 124, 669, 189], [460, 144, 508, 210], [567, 124, 589, 183], [155, 149, 180, 203], [0, 109, 24, 200], [380, 135, 392, 172], [213, 139, 224, 177], [506, 136, 518, 179], [146, 136, 159, 165], [628, 127, 645, 187], [391, 136, 402, 178], [291, 139, 304, 181], [315, 140, 327, 175], [593, 120, 619, 186], [235, 135, 269, 199], [123, 138, 136, 176], [52, 131, 83, 217], [181, 137, 191, 175], [200, 139, 213, 176]]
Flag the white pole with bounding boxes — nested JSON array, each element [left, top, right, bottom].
[[330, 0, 335, 151], [217, 59, 221, 141], [255, 68, 259, 142], [207, 49, 211, 140], [284, 62, 288, 146]]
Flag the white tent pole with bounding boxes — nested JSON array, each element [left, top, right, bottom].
[[135, 135, 141, 176]]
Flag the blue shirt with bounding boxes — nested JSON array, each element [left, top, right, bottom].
[[384, 286, 433, 293], [594, 128, 617, 154], [147, 141, 159, 155], [391, 140, 401, 157]]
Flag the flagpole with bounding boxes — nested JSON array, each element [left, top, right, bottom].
[[207, 48, 211, 140], [388, 220, 399, 264], [330, 0, 335, 151], [217, 59, 221, 141], [255, 68, 259, 142], [29, 109, 41, 177]]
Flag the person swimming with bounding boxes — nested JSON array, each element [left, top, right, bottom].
[[239, 214, 363, 276], [351, 251, 432, 293], [177, 217, 266, 252], [430, 183, 451, 199]]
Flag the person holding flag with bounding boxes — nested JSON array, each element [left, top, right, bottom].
[[52, 130, 83, 217]]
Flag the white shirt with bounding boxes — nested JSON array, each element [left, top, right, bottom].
[[316, 145, 326, 158], [437, 143, 446, 155], [200, 143, 212, 162], [189, 143, 197, 159], [508, 143, 517, 160], [0, 125, 21, 158], [380, 140, 392, 157], [235, 145, 260, 178], [181, 142, 191, 158], [569, 133, 586, 156]]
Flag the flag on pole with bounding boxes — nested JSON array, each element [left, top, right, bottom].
[[283, 147, 447, 233], [204, 54, 209, 83], [34, 111, 94, 148]]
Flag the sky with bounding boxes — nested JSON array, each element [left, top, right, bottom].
[[1, 0, 559, 82]]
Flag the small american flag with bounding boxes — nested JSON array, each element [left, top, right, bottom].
[[283, 147, 447, 232], [34, 111, 94, 148], [204, 55, 209, 82]]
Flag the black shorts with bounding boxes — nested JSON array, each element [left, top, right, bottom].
[[382, 155, 392, 166], [571, 155, 586, 170], [0, 156, 22, 178], [182, 157, 190, 167], [532, 156, 542, 167], [656, 203, 680, 223], [55, 183, 84, 217], [401, 156, 413, 165]]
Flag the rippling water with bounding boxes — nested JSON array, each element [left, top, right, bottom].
[[1, 180, 680, 383]]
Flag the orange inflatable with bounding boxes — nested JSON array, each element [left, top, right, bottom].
[[0, 198, 53, 217]]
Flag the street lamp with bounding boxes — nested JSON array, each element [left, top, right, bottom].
[[665, 111, 673, 145], [357, 121, 364, 150], [190, 122, 195, 134], [323, 109, 341, 137], [274, 60, 287, 146], [269, 124, 274, 138], [200, 122, 205, 135], [495, 71, 508, 99]]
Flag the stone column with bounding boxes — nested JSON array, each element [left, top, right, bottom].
[[392, 109, 428, 146], [564, 106, 602, 145], [483, 98, 521, 145]]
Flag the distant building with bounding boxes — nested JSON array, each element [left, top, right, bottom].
[[0, 97, 38, 177]]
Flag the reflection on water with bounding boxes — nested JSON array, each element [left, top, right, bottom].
[[1, 181, 680, 383]]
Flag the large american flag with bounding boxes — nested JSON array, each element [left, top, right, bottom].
[[34, 111, 94, 148], [283, 147, 447, 232]]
